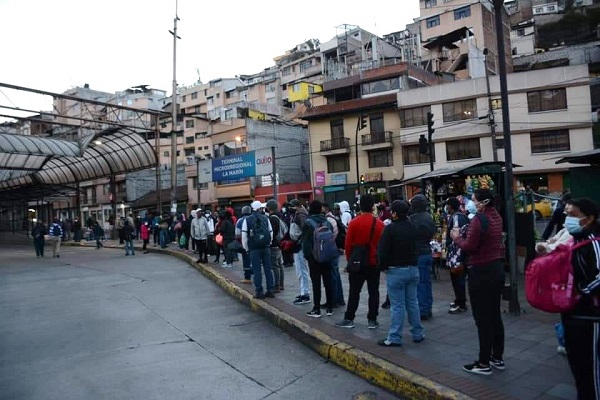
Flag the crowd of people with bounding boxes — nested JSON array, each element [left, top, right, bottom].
[[30, 192, 600, 398]]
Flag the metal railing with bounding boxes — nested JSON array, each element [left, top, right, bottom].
[[361, 131, 393, 146], [320, 137, 350, 152]]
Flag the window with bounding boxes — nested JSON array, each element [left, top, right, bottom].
[[491, 98, 502, 110], [361, 78, 401, 95], [400, 106, 431, 128], [527, 88, 567, 113], [216, 93, 220, 99], [204, 146, 209, 150], [446, 138, 481, 161], [548, 5, 555, 11], [226, 91, 236, 99], [424, 0, 437, 8], [176, 131, 184, 137], [293, 83, 301, 92], [454, 5, 471, 20], [185, 136, 194, 144], [191, 92, 198, 100], [535, 7, 544, 13], [330, 119, 344, 140], [308, 85, 315, 95], [182, 95, 186, 102], [207, 97, 214, 106], [163, 151, 169, 157], [369, 113, 384, 134], [265, 83, 275, 93], [184, 148, 195, 156], [224, 109, 233, 120], [530, 130, 570, 153], [327, 154, 350, 173], [402, 144, 435, 165], [517, 28, 525, 37], [299, 60, 312, 72], [368, 149, 394, 168], [195, 132, 207, 139], [442, 99, 476, 122], [282, 67, 291, 77], [176, 151, 180, 156], [426, 16, 440, 28], [185, 120, 194, 128]]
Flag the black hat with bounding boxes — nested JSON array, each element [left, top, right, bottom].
[[391, 200, 410, 215]]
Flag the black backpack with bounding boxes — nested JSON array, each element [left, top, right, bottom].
[[248, 215, 271, 248], [333, 217, 346, 249]]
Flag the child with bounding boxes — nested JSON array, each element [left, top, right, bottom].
[[141, 222, 150, 254]]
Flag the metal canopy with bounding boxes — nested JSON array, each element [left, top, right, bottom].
[[555, 149, 600, 165], [0, 127, 157, 199]]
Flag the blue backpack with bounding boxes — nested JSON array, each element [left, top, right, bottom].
[[306, 219, 338, 263], [247, 215, 271, 248]]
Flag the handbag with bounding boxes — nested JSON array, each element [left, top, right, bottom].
[[347, 217, 376, 273], [215, 233, 224, 246], [227, 239, 244, 254]]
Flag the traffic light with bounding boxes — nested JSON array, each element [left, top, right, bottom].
[[359, 114, 368, 131], [427, 112, 435, 135], [360, 174, 365, 185], [418, 135, 429, 155]]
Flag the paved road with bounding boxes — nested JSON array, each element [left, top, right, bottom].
[[0, 246, 394, 400]]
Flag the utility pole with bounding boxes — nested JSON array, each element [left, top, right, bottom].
[[427, 112, 435, 172], [484, 48, 499, 162], [493, 0, 520, 315], [154, 115, 162, 214], [272, 146, 278, 202], [169, 0, 181, 215]]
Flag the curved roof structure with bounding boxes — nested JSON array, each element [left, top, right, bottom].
[[0, 127, 157, 199]]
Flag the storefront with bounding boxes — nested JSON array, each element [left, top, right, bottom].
[[321, 173, 356, 206]]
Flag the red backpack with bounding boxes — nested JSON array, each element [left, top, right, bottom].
[[526, 238, 600, 313]]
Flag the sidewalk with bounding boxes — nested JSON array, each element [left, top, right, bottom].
[[70, 239, 576, 400]]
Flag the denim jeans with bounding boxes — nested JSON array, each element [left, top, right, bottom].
[[270, 247, 284, 289], [417, 254, 433, 315], [330, 255, 344, 305], [159, 230, 167, 248], [386, 266, 424, 344], [294, 250, 311, 297], [34, 237, 44, 257], [125, 239, 135, 255], [250, 247, 274, 295], [242, 250, 252, 280]]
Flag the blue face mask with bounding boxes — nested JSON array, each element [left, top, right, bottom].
[[564, 216, 584, 234], [466, 200, 477, 215]]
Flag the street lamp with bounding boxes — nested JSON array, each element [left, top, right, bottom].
[[235, 136, 242, 154]]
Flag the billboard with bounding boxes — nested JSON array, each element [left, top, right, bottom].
[[197, 149, 273, 184]]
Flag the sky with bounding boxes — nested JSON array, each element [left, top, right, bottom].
[[0, 0, 419, 122]]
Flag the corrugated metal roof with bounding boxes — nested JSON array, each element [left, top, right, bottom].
[[300, 94, 397, 120]]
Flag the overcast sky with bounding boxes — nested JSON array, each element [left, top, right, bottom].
[[0, 0, 419, 121]]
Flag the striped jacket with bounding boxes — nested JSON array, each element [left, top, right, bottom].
[[570, 224, 600, 317], [48, 223, 63, 238]]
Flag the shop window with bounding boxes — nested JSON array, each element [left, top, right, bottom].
[[402, 144, 435, 165], [368, 149, 393, 168], [369, 113, 384, 134], [327, 155, 350, 173], [527, 89, 566, 113], [426, 16, 440, 29], [330, 119, 344, 140], [446, 138, 481, 161], [530, 129, 570, 153], [442, 99, 477, 122], [400, 106, 430, 128]]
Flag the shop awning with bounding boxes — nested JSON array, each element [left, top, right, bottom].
[[555, 149, 600, 165], [390, 161, 519, 187]]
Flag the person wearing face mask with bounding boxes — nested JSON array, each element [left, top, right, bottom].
[[560, 198, 600, 400], [465, 199, 478, 219], [451, 189, 505, 376]]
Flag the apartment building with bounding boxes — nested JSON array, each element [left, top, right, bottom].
[[418, 0, 513, 79], [301, 62, 442, 205], [396, 64, 593, 192], [510, 18, 536, 56]]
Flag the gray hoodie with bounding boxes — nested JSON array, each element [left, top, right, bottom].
[[409, 194, 436, 255]]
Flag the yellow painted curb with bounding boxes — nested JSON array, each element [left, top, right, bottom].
[[66, 243, 474, 400]]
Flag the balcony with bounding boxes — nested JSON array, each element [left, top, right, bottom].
[[320, 137, 350, 156], [361, 131, 394, 150]]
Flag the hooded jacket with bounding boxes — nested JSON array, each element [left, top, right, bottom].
[[191, 211, 210, 240], [409, 194, 436, 255], [339, 201, 353, 227]]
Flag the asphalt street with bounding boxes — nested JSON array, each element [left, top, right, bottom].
[[0, 245, 395, 400]]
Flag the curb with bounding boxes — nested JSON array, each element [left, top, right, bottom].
[[67, 243, 473, 400]]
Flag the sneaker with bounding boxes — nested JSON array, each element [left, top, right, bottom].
[[557, 346, 567, 355], [335, 319, 355, 329], [449, 305, 467, 314], [265, 292, 275, 298], [381, 300, 390, 309], [413, 336, 425, 343], [420, 312, 432, 320], [377, 339, 402, 347], [240, 279, 252, 284], [326, 308, 333, 316], [293, 295, 311, 305], [368, 320, 380, 329], [223, 264, 233, 268], [254, 292, 265, 299], [463, 361, 492, 376], [490, 357, 505, 371], [306, 309, 321, 318], [222, 261, 228, 265]]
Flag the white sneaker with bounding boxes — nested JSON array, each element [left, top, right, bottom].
[[557, 346, 567, 355], [223, 263, 233, 268]]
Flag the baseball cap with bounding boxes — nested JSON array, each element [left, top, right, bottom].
[[251, 200, 264, 211], [289, 199, 301, 208]]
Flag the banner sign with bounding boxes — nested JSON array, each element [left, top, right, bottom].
[[198, 149, 273, 184], [315, 171, 325, 187]]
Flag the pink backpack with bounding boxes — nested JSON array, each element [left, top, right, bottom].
[[526, 238, 600, 313]]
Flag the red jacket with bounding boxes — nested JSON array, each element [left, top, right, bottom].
[[141, 224, 150, 241], [454, 207, 504, 266], [345, 213, 384, 266]]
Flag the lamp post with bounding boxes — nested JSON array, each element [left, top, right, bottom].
[[169, 1, 181, 215], [235, 136, 242, 154]]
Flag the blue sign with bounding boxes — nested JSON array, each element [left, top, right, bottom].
[[212, 151, 256, 182]]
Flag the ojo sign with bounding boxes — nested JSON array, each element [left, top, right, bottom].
[[198, 149, 273, 184]]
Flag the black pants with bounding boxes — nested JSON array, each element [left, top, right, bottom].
[[450, 268, 467, 308], [344, 267, 380, 321], [562, 314, 600, 400], [468, 261, 505, 365], [308, 258, 333, 310], [142, 239, 149, 251], [153, 229, 159, 245], [195, 239, 207, 262]]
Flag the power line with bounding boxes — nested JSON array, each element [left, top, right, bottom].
[[0, 89, 18, 109]]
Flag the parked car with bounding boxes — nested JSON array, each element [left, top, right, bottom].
[[515, 194, 553, 219]]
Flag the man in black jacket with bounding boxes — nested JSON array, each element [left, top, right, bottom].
[[377, 200, 424, 346]]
